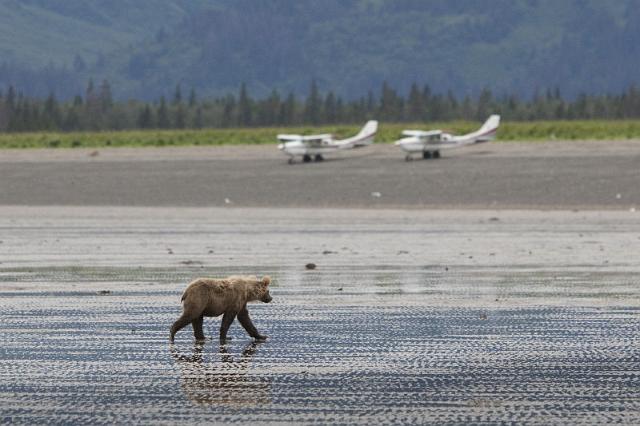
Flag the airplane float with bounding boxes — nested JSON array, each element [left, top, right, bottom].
[[278, 120, 378, 164], [394, 114, 501, 161]]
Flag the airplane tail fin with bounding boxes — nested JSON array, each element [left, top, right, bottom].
[[352, 120, 378, 147], [475, 114, 501, 142]]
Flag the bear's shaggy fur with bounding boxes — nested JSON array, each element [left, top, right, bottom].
[[170, 275, 272, 343]]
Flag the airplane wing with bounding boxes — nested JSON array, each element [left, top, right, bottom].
[[277, 134, 302, 142], [277, 134, 332, 143], [401, 130, 443, 138]]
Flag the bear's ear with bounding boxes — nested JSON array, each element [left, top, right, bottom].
[[262, 276, 271, 286]]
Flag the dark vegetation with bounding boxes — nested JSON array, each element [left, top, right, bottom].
[[2, 1, 640, 100], [2, 80, 640, 132]]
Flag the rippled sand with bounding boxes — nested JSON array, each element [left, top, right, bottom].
[[0, 207, 639, 423]]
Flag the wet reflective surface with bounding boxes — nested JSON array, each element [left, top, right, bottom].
[[1, 207, 639, 424]]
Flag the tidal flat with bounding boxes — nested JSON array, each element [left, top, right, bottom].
[[0, 207, 639, 424]]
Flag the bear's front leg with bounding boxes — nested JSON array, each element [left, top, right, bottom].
[[238, 305, 268, 341], [192, 315, 205, 341], [219, 310, 237, 344]]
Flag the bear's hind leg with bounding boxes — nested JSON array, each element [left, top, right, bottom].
[[170, 313, 195, 342], [192, 315, 205, 341]]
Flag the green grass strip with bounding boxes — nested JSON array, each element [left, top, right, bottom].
[[1, 120, 640, 149]]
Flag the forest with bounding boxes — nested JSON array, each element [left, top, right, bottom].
[[2, 80, 640, 133]]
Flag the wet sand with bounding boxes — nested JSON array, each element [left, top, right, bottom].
[[0, 141, 639, 208], [1, 207, 639, 423]]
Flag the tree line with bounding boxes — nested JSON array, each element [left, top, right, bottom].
[[2, 80, 640, 132]]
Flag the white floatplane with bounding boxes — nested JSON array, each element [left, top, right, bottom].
[[395, 115, 501, 161], [278, 120, 378, 164]]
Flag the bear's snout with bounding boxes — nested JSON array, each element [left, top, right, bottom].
[[262, 295, 273, 303]]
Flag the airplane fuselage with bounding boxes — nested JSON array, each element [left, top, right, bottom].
[[278, 140, 343, 157], [278, 120, 378, 163], [394, 115, 500, 160], [395, 136, 461, 153]]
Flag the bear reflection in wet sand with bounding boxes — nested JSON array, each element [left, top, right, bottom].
[[170, 275, 272, 344], [171, 342, 271, 407]]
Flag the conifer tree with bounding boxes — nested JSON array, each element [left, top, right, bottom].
[[63, 108, 81, 131], [174, 104, 187, 129], [379, 81, 400, 121], [84, 79, 101, 129], [279, 92, 296, 125], [222, 94, 236, 127], [157, 96, 170, 128], [323, 91, 337, 123], [366, 90, 375, 114], [476, 88, 494, 121], [304, 80, 321, 124], [173, 84, 183, 106], [137, 105, 153, 128], [335, 97, 345, 123], [44, 92, 61, 129], [99, 80, 113, 112], [189, 88, 197, 108], [6, 85, 16, 112], [407, 83, 424, 121], [193, 106, 204, 128], [237, 83, 252, 126]]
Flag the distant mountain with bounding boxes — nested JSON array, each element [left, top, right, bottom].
[[2, 0, 640, 100], [0, 0, 210, 97]]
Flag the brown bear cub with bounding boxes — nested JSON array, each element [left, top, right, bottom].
[[170, 275, 272, 343]]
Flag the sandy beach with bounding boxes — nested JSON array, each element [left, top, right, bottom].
[[0, 141, 638, 209]]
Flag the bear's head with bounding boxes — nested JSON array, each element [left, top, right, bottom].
[[256, 276, 272, 303]]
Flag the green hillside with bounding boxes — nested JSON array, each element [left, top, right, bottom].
[[0, 0, 207, 66], [1, 0, 639, 100]]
